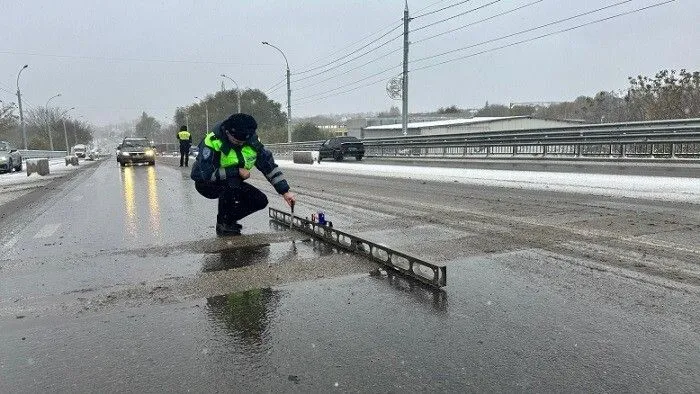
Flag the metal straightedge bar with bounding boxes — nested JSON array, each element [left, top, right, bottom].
[[269, 208, 447, 288]]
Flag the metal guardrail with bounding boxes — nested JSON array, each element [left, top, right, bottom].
[[266, 118, 700, 160], [269, 208, 447, 288], [19, 150, 68, 159]]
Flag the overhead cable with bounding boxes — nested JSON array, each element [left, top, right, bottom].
[[411, 0, 677, 72], [411, 0, 502, 33], [412, 0, 634, 64]]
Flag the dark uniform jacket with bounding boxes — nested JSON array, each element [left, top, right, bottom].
[[190, 122, 290, 195]]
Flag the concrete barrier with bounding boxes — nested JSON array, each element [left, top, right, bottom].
[[65, 156, 79, 166], [292, 151, 319, 164], [26, 158, 50, 176]]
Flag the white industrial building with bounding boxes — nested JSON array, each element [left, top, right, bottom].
[[358, 116, 582, 139]]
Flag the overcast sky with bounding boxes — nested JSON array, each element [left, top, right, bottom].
[[0, 0, 697, 126]]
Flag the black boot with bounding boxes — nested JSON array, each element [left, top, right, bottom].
[[216, 213, 242, 236], [216, 222, 242, 236]]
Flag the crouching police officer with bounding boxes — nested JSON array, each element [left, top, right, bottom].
[[191, 113, 296, 236], [177, 125, 192, 167]]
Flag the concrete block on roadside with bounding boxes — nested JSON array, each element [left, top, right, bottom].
[[65, 156, 79, 166], [292, 151, 319, 164], [26, 158, 50, 177]]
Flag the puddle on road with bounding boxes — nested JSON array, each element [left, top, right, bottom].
[[3, 252, 699, 393], [201, 239, 347, 273]]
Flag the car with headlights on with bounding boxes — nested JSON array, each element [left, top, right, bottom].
[[0, 141, 22, 173], [116, 137, 156, 166]]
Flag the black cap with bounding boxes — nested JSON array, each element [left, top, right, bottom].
[[221, 113, 257, 140], [180, 125, 188, 131]]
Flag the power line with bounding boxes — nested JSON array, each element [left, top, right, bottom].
[[296, 19, 403, 71], [296, 75, 390, 107], [265, 75, 288, 95], [411, 0, 502, 33], [295, 47, 403, 91], [412, 0, 633, 64], [293, 0, 676, 109], [412, 0, 676, 73], [412, 0, 544, 45], [416, 0, 451, 14], [413, 0, 474, 19], [294, 23, 403, 75], [295, 64, 401, 102], [291, 31, 403, 83], [290, 0, 507, 89]]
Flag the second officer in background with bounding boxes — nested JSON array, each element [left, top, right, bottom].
[[177, 125, 192, 167]]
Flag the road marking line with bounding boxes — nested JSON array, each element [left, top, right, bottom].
[[33, 223, 61, 238], [71, 195, 84, 202]]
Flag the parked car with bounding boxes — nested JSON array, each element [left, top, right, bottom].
[[0, 141, 22, 173], [318, 136, 365, 162], [116, 137, 156, 166], [72, 144, 87, 158]]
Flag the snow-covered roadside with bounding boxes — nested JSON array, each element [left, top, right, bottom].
[[276, 160, 700, 204], [0, 159, 97, 192]]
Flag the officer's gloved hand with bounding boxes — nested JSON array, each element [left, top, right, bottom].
[[225, 175, 242, 190]]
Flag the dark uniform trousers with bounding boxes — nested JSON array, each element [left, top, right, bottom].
[[195, 181, 269, 225], [179, 144, 191, 167]]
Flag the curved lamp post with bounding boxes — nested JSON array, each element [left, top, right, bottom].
[[45, 93, 61, 150], [262, 41, 291, 142], [220, 74, 241, 113], [16, 65, 29, 149], [60, 107, 75, 155]]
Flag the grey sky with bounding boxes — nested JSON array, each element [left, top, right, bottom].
[[0, 0, 697, 126]]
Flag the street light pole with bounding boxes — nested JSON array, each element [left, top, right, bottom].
[[195, 96, 209, 132], [45, 93, 61, 151], [16, 65, 29, 149], [262, 41, 291, 143], [60, 107, 75, 155], [220, 74, 241, 113]]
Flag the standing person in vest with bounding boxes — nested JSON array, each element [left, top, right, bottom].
[[177, 125, 192, 167], [190, 113, 296, 236]]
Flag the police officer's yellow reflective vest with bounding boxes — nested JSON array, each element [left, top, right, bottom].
[[177, 130, 191, 141], [203, 132, 257, 170]]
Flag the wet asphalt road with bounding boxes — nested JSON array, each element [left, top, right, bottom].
[[1, 158, 699, 392]]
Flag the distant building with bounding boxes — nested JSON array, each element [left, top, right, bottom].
[[318, 124, 347, 137], [346, 115, 460, 138], [359, 116, 583, 139]]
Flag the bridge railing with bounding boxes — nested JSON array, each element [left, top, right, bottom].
[[265, 118, 700, 160], [19, 150, 68, 159]]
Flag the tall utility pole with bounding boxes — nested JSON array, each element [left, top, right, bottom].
[[16, 65, 29, 149], [262, 41, 292, 142], [60, 107, 75, 155], [45, 93, 61, 151], [195, 96, 210, 132], [402, 1, 410, 136]]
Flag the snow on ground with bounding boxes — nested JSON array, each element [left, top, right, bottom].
[[276, 160, 700, 204], [0, 159, 94, 189]]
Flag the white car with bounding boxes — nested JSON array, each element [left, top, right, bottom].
[[0, 141, 22, 173]]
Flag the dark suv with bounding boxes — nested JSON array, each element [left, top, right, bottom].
[[117, 137, 156, 166], [318, 136, 365, 162]]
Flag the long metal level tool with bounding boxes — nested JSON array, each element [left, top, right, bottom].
[[269, 208, 447, 288]]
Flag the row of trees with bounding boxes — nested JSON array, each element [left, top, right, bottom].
[[439, 69, 700, 123], [173, 88, 288, 144], [0, 103, 94, 150], [127, 68, 699, 145], [133, 88, 337, 145]]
